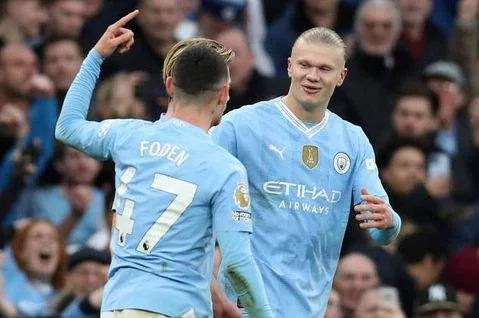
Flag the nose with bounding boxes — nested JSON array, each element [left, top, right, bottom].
[[306, 67, 320, 82]]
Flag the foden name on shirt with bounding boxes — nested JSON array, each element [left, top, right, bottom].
[[139, 141, 189, 166]]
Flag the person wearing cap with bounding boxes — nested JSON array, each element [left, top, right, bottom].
[[423, 60, 479, 204], [415, 284, 461, 318], [45, 247, 110, 317]]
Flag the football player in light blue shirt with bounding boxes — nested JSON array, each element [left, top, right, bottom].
[[211, 27, 402, 317], [55, 10, 272, 318]]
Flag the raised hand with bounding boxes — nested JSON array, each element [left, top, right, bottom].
[[354, 188, 393, 230], [94, 10, 139, 58]]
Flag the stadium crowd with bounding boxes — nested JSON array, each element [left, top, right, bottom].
[[0, 0, 478, 317]]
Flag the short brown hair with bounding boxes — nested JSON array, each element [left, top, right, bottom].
[[163, 37, 234, 84]]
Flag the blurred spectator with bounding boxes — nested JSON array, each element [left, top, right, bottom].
[[444, 246, 479, 317], [265, 0, 354, 78], [214, 27, 283, 111], [397, 227, 448, 308], [11, 146, 105, 248], [329, 0, 417, 144], [178, 0, 276, 77], [42, 37, 84, 106], [347, 243, 417, 317], [333, 252, 380, 317], [79, 1, 138, 51], [100, 0, 182, 79], [94, 72, 146, 120], [452, 0, 479, 96], [0, 42, 57, 196], [45, 247, 110, 316], [261, 0, 289, 26], [84, 0, 105, 18], [44, 0, 87, 39], [415, 284, 461, 318], [0, 0, 48, 47], [376, 81, 439, 153], [423, 61, 479, 204], [325, 288, 344, 318], [378, 139, 444, 229], [395, 0, 448, 66], [1, 220, 67, 316], [354, 286, 406, 318], [195, 0, 247, 39]]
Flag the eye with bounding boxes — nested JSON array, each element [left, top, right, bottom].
[[299, 61, 309, 68]]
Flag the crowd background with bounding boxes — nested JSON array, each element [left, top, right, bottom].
[[0, 0, 478, 317]]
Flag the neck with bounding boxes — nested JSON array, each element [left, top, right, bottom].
[[282, 93, 326, 124], [165, 99, 213, 132]]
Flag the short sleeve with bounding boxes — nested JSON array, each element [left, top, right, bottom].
[[212, 162, 252, 233], [352, 128, 389, 205]]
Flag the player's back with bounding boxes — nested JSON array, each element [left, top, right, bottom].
[[102, 117, 240, 317]]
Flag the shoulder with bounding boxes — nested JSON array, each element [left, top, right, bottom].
[[207, 143, 247, 174], [328, 111, 370, 146], [221, 97, 281, 125], [328, 111, 365, 136]]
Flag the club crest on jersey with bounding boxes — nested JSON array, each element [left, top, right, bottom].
[[302, 145, 319, 169], [334, 152, 351, 174], [234, 183, 250, 209]]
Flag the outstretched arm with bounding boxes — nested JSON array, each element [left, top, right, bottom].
[[55, 10, 138, 160], [217, 232, 273, 318]]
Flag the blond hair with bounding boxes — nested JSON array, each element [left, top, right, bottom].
[[294, 27, 347, 60], [163, 38, 234, 84]]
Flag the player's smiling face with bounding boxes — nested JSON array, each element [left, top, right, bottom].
[[288, 40, 346, 111]]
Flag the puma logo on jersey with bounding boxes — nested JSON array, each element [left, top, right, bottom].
[[268, 144, 286, 160]]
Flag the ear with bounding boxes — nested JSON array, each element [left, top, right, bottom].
[[337, 67, 348, 87], [218, 83, 230, 106], [287, 57, 292, 78], [165, 76, 174, 98]]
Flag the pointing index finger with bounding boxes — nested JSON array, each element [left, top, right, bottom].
[[112, 10, 139, 29]]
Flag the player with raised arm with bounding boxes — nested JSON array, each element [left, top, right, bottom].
[[55, 10, 272, 318], [209, 27, 402, 317]]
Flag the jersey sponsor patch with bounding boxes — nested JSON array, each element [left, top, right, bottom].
[[234, 183, 250, 209], [333, 152, 351, 174], [232, 211, 252, 222]]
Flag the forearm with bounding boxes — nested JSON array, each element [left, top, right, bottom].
[[58, 212, 81, 239], [55, 49, 105, 144], [367, 209, 401, 245], [217, 232, 272, 318]]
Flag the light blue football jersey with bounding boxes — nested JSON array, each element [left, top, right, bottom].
[[64, 116, 253, 317], [212, 97, 398, 317]]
